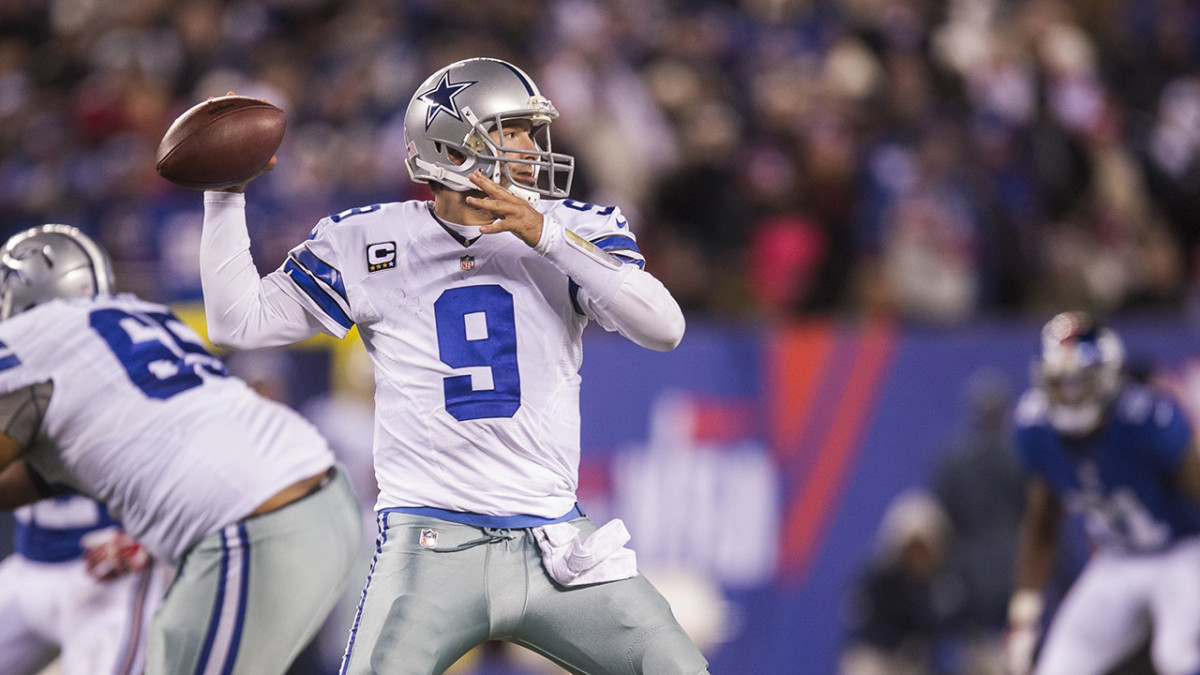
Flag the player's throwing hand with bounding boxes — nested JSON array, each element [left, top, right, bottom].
[[467, 170, 544, 246]]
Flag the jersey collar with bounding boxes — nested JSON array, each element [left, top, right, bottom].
[[427, 203, 481, 248]]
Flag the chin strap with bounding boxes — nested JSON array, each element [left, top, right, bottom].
[[505, 183, 540, 207], [408, 156, 474, 191], [411, 154, 541, 207]]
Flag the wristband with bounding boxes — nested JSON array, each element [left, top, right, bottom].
[[1008, 589, 1044, 626]]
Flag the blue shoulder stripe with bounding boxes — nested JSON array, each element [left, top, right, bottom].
[[291, 248, 347, 302], [590, 234, 641, 255], [568, 280, 584, 316], [613, 254, 646, 269], [284, 259, 354, 330], [0, 340, 20, 372]]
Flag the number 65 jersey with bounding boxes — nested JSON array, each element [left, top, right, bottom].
[[205, 194, 681, 520], [0, 295, 334, 563]]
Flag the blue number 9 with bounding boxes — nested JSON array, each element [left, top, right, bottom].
[[434, 285, 521, 421]]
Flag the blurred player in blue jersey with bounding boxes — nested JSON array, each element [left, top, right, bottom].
[[0, 225, 362, 675], [1005, 311, 1200, 675], [199, 57, 708, 674], [0, 491, 167, 675]]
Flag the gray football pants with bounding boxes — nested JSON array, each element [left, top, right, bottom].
[[340, 512, 709, 674], [146, 467, 362, 675]]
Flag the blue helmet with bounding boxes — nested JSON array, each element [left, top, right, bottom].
[[1033, 311, 1125, 436]]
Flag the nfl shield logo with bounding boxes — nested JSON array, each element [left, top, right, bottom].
[[459, 255, 475, 272], [419, 528, 438, 549]]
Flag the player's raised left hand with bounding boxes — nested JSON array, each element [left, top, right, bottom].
[[466, 170, 543, 247]]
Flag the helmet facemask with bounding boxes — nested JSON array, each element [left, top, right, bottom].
[[461, 109, 574, 206]]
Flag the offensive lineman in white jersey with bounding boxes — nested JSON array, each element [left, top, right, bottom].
[[0, 225, 363, 675], [200, 57, 709, 673]]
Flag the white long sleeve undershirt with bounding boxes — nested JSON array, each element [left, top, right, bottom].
[[535, 214, 684, 352], [201, 191, 324, 350]]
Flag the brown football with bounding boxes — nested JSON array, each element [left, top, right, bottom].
[[155, 96, 286, 190]]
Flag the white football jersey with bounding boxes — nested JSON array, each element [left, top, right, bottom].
[[0, 294, 334, 563], [275, 199, 647, 517]]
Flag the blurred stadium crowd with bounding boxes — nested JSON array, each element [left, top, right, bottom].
[[0, 0, 1198, 321]]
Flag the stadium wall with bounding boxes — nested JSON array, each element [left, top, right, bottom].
[[4, 312, 1198, 674], [577, 314, 1200, 674]]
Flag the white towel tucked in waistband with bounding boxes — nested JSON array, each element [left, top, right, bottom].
[[532, 519, 639, 587]]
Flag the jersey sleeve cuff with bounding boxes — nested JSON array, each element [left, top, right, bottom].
[[204, 191, 246, 207], [534, 214, 561, 255]]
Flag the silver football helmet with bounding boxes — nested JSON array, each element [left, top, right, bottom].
[[0, 224, 114, 320], [1032, 311, 1125, 436], [403, 57, 575, 205]]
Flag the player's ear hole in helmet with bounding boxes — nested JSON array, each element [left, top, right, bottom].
[[1032, 311, 1126, 437], [403, 57, 575, 205], [0, 224, 114, 320]]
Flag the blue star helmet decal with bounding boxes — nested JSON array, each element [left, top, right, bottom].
[[418, 72, 477, 130]]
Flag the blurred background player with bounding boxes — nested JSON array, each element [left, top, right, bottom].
[[198, 57, 708, 673], [928, 368, 1027, 675], [0, 224, 362, 675], [0, 489, 166, 675], [839, 489, 955, 675], [1006, 311, 1200, 675]]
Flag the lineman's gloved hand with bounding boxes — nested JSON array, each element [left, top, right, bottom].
[[81, 527, 150, 581]]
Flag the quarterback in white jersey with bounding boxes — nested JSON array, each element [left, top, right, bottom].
[[200, 57, 708, 673], [220, 197, 652, 518], [0, 225, 363, 675]]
